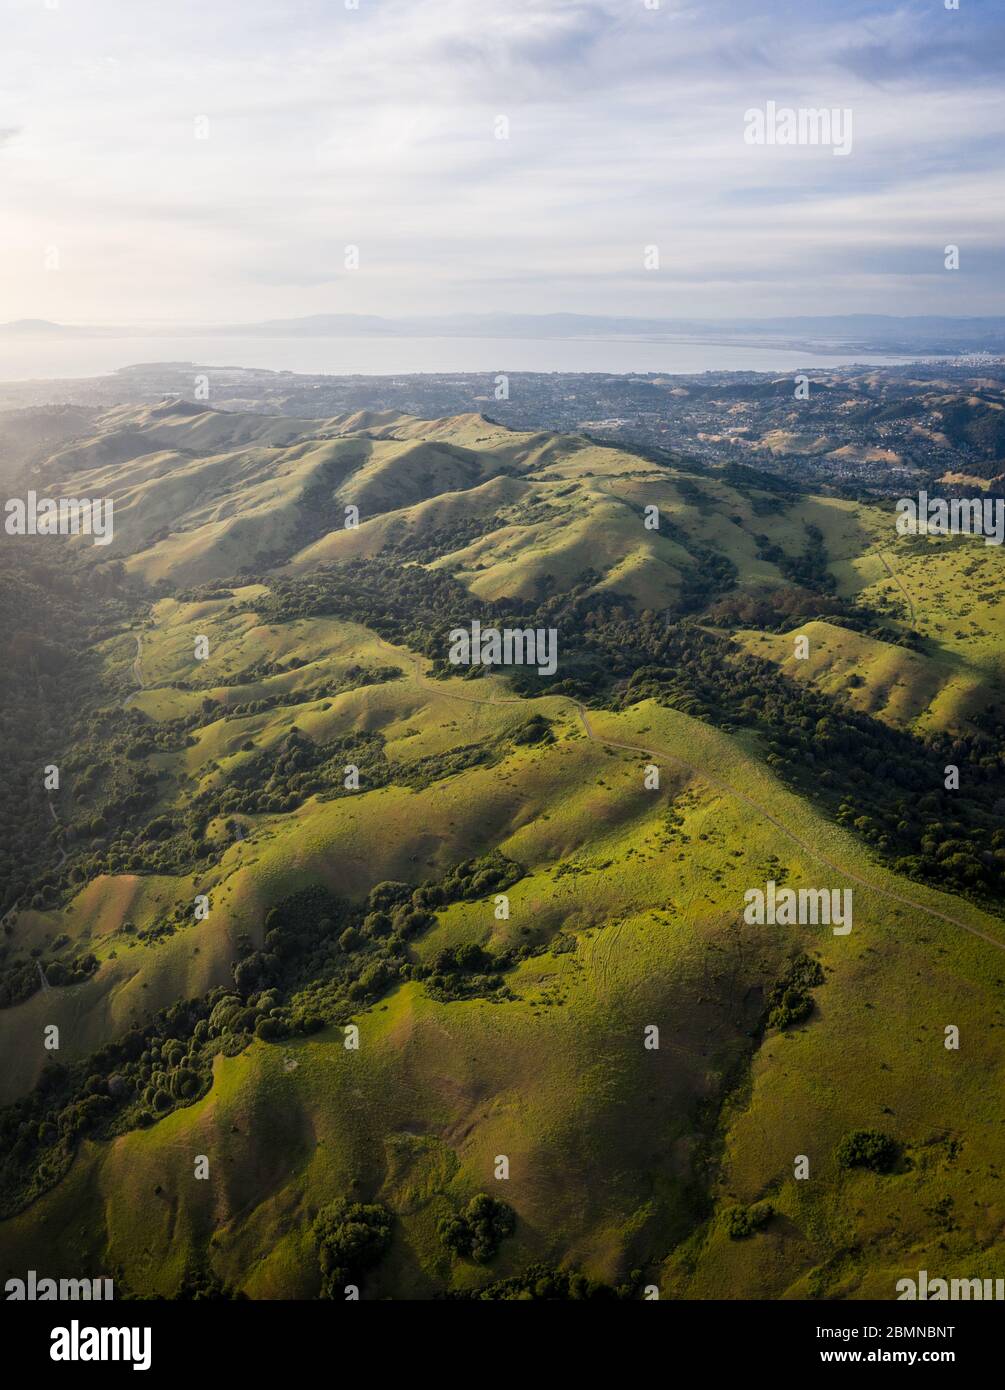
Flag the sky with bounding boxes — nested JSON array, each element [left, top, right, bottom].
[[0, 0, 1003, 325]]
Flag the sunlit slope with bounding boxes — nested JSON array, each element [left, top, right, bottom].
[[289, 474, 532, 568], [32, 400, 918, 612], [860, 538, 1005, 665], [729, 529, 1005, 733], [31, 404, 515, 584], [2, 580, 674, 1102], [2, 698, 1003, 1297], [35, 404, 580, 587], [0, 598, 554, 1100], [728, 620, 981, 732]]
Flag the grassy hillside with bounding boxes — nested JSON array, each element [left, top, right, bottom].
[[2, 404, 1003, 1300]]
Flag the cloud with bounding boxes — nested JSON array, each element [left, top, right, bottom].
[[0, 0, 1001, 322]]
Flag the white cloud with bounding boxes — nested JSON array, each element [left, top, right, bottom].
[[0, 0, 1001, 322]]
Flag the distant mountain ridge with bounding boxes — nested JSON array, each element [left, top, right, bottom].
[[4, 313, 1005, 351]]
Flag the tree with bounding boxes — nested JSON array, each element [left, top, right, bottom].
[[312, 1199, 392, 1297]]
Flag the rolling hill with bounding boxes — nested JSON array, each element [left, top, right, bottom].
[[2, 402, 1003, 1300]]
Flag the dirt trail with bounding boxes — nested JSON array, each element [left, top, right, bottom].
[[122, 632, 144, 710], [878, 549, 917, 625], [376, 636, 1005, 956]]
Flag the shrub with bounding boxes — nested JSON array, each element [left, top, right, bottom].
[[511, 714, 554, 746], [255, 1015, 287, 1042], [724, 1202, 774, 1239], [835, 1129, 900, 1173]]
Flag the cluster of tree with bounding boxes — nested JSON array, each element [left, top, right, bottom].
[[0, 950, 98, 1009], [835, 1129, 901, 1174], [705, 584, 922, 648], [242, 558, 1004, 908], [420, 850, 525, 908], [312, 1199, 393, 1298], [172, 653, 301, 688], [937, 395, 1005, 468], [170, 1258, 245, 1300], [233, 883, 400, 1038], [510, 713, 554, 745], [170, 655, 400, 704], [0, 847, 532, 1215], [22, 686, 538, 945], [172, 584, 236, 604], [720, 460, 802, 499], [0, 993, 219, 1217], [2, 699, 204, 925], [0, 544, 141, 920], [243, 560, 624, 700], [202, 727, 390, 819], [765, 953, 825, 1031], [257, 857, 530, 1034], [382, 514, 505, 563], [654, 512, 738, 613], [755, 523, 835, 593], [420, 943, 512, 1004], [594, 478, 739, 613], [393, 741, 496, 790], [437, 1193, 516, 1262], [243, 560, 479, 659], [724, 1201, 775, 1239], [220, 665, 400, 719], [0, 904, 403, 1217]]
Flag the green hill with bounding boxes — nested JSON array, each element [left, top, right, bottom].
[[2, 404, 1003, 1300]]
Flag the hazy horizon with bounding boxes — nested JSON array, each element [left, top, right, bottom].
[[0, 333, 933, 385]]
